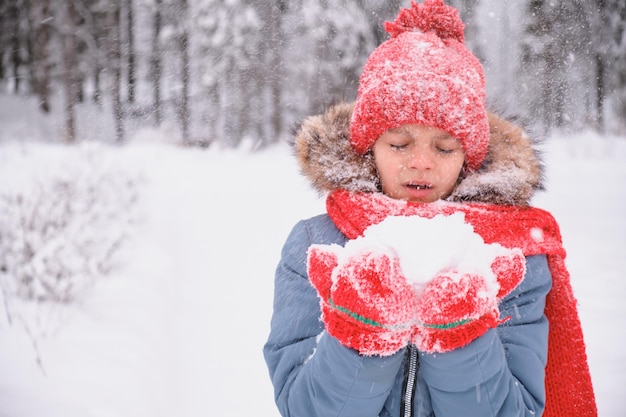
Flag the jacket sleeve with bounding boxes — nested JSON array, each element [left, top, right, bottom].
[[263, 218, 404, 417], [418, 254, 552, 417]]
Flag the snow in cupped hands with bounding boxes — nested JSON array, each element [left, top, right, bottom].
[[325, 212, 510, 302]]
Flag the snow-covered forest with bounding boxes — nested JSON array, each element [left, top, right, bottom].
[[1, 0, 625, 146], [1, 1, 625, 416]]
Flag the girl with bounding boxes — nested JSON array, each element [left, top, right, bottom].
[[263, 1, 597, 416]]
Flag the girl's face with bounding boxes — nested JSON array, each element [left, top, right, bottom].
[[372, 124, 465, 203]]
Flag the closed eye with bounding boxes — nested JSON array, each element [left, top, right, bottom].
[[436, 146, 455, 154], [434, 137, 462, 155]]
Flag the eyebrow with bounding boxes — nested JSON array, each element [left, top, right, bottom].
[[388, 127, 412, 135], [435, 135, 458, 141], [386, 127, 458, 142]]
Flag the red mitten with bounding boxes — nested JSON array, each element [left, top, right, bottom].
[[412, 249, 526, 353], [491, 248, 526, 299], [308, 245, 418, 356]]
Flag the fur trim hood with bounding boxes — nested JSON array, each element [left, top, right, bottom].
[[294, 102, 543, 207]]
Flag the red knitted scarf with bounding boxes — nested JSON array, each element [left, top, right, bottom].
[[326, 190, 597, 417]]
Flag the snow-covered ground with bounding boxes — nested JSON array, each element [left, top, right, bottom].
[[0, 101, 624, 416]]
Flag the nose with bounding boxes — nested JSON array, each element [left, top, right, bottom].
[[407, 148, 435, 170]]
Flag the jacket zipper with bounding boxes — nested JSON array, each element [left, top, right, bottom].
[[400, 344, 419, 417]]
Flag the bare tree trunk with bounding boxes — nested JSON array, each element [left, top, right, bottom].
[[595, 54, 605, 131], [62, 0, 79, 143], [541, 45, 555, 130], [93, 63, 101, 105], [107, 2, 124, 143], [0, 0, 5, 80], [8, 0, 21, 92], [151, 0, 162, 125], [29, 0, 51, 112], [177, 0, 190, 145], [593, 0, 607, 132], [266, 0, 284, 143], [126, 0, 135, 104]]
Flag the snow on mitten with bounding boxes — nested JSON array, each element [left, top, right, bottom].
[[307, 245, 418, 356], [412, 249, 526, 354], [412, 270, 500, 353], [491, 248, 526, 299]]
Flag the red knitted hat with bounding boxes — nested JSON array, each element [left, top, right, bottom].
[[350, 0, 489, 171]]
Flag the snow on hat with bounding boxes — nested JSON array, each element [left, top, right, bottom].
[[350, 0, 489, 171]]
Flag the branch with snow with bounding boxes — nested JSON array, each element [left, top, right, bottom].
[[0, 145, 141, 304]]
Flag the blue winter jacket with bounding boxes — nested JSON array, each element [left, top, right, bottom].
[[263, 214, 551, 417]]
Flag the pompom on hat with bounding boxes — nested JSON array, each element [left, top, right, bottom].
[[350, 0, 490, 171]]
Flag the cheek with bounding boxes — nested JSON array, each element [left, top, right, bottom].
[[448, 154, 465, 175], [373, 151, 397, 177], [453, 159, 465, 176], [440, 158, 464, 184]]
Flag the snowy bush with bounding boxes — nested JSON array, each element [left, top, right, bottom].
[[0, 144, 140, 304]]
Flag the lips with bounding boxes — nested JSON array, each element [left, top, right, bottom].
[[406, 182, 432, 190], [399, 181, 437, 202]]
